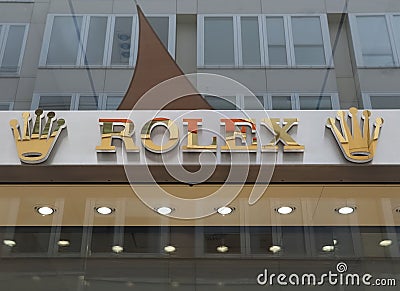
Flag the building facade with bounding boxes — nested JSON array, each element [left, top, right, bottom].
[[0, 0, 400, 290]]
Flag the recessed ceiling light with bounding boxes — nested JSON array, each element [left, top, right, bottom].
[[3, 239, 16, 247], [57, 240, 70, 247], [156, 207, 173, 215], [276, 206, 295, 215], [217, 206, 234, 215], [322, 245, 335, 252], [112, 245, 124, 253], [336, 206, 355, 215], [269, 245, 282, 253], [95, 206, 114, 215], [164, 245, 176, 253], [35, 206, 55, 216], [379, 239, 393, 247], [216, 245, 229, 253]]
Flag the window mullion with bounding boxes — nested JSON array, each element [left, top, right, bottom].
[[348, 14, 363, 67], [387, 14, 400, 66], [78, 15, 90, 66], [106, 16, 115, 67], [0, 25, 10, 67], [102, 16, 112, 66], [320, 14, 333, 67], [285, 16, 295, 67], [292, 93, 299, 110], [168, 15, 176, 58], [197, 15, 204, 67], [258, 15, 266, 66], [233, 15, 241, 67], [129, 14, 136, 66]]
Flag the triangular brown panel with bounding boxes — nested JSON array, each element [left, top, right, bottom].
[[118, 6, 212, 110]]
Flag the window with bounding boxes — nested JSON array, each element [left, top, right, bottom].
[[206, 94, 338, 110], [198, 14, 332, 67], [32, 94, 124, 110], [40, 14, 175, 67], [0, 102, 13, 110], [350, 14, 400, 67], [0, 24, 29, 74], [363, 94, 400, 109]]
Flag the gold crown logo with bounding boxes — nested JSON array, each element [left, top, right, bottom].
[[326, 107, 383, 163], [9, 109, 66, 164]]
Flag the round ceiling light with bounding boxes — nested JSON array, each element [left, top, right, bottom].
[[112, 245, 124, 253], [164, 245, 176, 253], [3, 239, 16, 247], [379, 239, 393, 247], [35, 206, 55, 216], [269, 245, 282, 253], [95, 206, 114, 215], [276, 206, 295, 215], [322, 245, 335, 252], [57, 240, 70, 247], [216, 245, 229, 253], [336, 206, 355, 215], [217, 206, 234, 215], [156, 207, 173, 215]]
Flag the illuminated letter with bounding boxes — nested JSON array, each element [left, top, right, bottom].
[[261, 118, 304, 152], [182, 118, 217, 151], [220, 119, 257, 151], [141, 118, 179, 153], [96, 119, 138, 152]]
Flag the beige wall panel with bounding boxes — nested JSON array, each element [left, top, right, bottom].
[[136, 0, 177, 14], [336, 77, 359, 108], [0, 79, 18, 100], [325, 0, 347, 13], [358, 69, 400, 93], [112, 0, 136, 14], [34, 70, 106, 93], [198, 0, 261, 14], [0, 4, 33, 22], [198, 69, 267, 93], [48, 0, 113, 14], [176, 15, 197, 74], [103, 69, 133, 93], [15, 77, 36, 102], [348, 0, 400, 13], [31, 2, 50, 24], [266, 69, 337, 92], [261, 0, 325, 14], [177, 0, 197, 14], [20, 23, 45, 78]]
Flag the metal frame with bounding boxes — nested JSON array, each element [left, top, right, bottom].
[[198, 14, 333, 68], [0, 23, 29, 75], [40, 14, 175, 68]]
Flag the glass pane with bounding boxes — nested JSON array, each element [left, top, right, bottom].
[[357, 16, 394, 66], [292, 16, 325, 65], [78, 95, 99, 110], [240, 17, 261, 65], [47, 16, 83, 65], [105, 96, 123, 110], [148, 17, 169, 49], [204, 95, 237, 110], [244, 96, 264, 109], [299, 95, 332, 110], [204, 17, 234, 66], [370, 96, 400, 109], [111, 17, 133, 65], [266, 17, 287, 65], [0, 103, 10, 110], [38, 96, 72, 110], [1, 25, 25, 73], [271, 96, 292, 110], [85, 16, 108, 65]]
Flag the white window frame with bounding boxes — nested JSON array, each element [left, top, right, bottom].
[[0, 23, 29, 75], [40, 14, 176, 68], [349, 13, 400, 67], [362, 93, 400, 109], [32, 93, 125, 110], [197, 14, 332, 68]]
